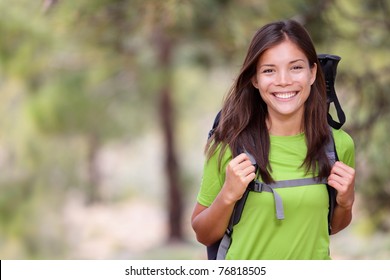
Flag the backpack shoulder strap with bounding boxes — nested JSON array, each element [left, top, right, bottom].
[[215, 187, 251, 260], [214, 148, 256, 259], [325, 127, 338, 234]]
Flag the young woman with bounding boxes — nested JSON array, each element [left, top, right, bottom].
[[191, 19, 355, 260]]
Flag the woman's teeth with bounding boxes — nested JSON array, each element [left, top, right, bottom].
[[274, 92, 297, 99]]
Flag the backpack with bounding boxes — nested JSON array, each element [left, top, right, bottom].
[[206, 54, 345, 260]]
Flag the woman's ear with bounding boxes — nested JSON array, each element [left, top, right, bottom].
[[310, 63, 317, 85], [251, 75, 259, 89]]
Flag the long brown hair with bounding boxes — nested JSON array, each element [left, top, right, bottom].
[[206, 19, 331, 184]]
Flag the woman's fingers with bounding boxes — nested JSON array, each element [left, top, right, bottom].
[[328, 161, 355, 209], [222, 153, 257, 203]]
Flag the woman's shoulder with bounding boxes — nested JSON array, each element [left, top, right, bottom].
[[205, 142, 233, 168], [331, 128, 354, 147]]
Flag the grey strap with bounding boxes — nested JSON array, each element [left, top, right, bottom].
[[216, 187, 251, 260], [251, 177, 327, 220], [325, 131, 337, 166], [253, 177, 327, 190], [216, 232, 231, 260]]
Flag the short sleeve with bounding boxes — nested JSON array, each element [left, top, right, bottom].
[[197, 145, 232, 207], [332, 128, 355, 168]]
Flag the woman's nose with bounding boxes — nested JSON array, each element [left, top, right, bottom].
[[276, 70, 292, 86]]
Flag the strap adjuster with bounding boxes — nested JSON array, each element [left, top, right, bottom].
[[251, 180, 264, 192]]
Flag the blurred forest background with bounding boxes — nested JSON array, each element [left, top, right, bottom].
[[0, 0, 389, 259]]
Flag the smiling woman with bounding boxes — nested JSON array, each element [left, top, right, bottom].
[[191, 19, 355, 260], [251, 39, 317, 135]]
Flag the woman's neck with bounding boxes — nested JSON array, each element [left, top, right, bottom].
[[266, 115, 304, 136]]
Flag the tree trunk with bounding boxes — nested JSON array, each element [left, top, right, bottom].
[[156, 29, 183, 242], [160, 87, 183, 242]]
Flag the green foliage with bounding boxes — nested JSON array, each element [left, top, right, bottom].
[[1, 0, 390, 259]]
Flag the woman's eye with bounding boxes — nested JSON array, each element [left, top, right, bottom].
[[292, 65, 304, 70], [262, 69, 274, 73]]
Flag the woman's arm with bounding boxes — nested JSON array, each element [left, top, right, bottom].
[[191, 198, 235, 246], [191, 153, 256, 246], [327, 161, 355, 234]]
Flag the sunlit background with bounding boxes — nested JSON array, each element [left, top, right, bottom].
[[0, 0, 389, 259]]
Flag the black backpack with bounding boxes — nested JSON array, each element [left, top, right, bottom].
[[206, 54, 345, 260]]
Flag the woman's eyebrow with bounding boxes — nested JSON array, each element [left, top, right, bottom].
[[289, 59, 306, 64], [259, 59, 306, 67], [258, 63, 275, 68]]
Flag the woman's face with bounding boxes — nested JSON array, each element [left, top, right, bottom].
[[252, 39, 317, 124]]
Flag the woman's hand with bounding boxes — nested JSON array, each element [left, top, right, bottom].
[[220, 153, 257, 205], [328, 161, 355, 234], [327, 161, 355, 210], [191, 153, 256, 245]]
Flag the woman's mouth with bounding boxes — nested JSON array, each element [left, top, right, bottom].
[[273, 91, 298, 99]]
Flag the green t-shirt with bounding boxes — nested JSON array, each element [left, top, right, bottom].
[[197, 128, 355, 260]]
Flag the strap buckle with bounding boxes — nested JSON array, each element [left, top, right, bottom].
[[252, 180, 265, 192]]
